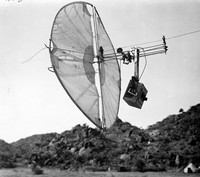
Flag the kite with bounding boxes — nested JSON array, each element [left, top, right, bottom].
[[49, 2, 121, 129]]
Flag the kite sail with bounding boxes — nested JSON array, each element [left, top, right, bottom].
[[49, 1, 121, 129]]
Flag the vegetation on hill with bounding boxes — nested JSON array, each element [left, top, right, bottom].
[[0, 140, 15, 168], [147, 104, 200, 167], [0, 104, 199, 172]]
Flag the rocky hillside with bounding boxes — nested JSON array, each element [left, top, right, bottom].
[[12, 133, 58, 165], [147, 104, 200, 167], [0, 103, 200, 171], [0, 140, 15, 168], [10, 119, 151, 171]]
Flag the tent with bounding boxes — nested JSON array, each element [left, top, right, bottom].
[[183, 163, 198, 173]]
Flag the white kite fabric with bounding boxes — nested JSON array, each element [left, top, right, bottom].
[[49, 2, 121, 129]]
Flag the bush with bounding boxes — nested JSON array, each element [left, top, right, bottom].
[[135, 159, 145, 172], [0, 153, 16, 168]]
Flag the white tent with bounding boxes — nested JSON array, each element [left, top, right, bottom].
[[184, 163, 198, 173]]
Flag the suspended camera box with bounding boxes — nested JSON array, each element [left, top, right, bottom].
[[123, 79, 148, 109]]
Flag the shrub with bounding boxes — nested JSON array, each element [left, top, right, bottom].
[[135, 159, 145, 172]]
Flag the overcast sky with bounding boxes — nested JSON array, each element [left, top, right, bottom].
[[0, 0, 200, 143]]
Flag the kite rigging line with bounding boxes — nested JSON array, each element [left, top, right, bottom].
[[21, 46, 47, 64], [113, 28, 200, 52], [166, 29, 200, 40], [21, 29, 200, 64], [138, 47, 147, 81]]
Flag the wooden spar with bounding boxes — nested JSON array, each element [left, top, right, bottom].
[[91, 6, 105, 129]]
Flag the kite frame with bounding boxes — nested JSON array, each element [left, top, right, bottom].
[[49, 1, 121, 129]]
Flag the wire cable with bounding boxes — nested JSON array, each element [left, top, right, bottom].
[[21, 29, 200, 65], [21, 47, 46, 64], [166, 29, 200, 40], [105, 28, 200, 53], [138, 48, 147, 80]]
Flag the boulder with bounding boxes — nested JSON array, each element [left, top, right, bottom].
[[120, 154, 130, 161]]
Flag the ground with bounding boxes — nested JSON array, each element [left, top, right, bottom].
[[0, 168, 199, 177]]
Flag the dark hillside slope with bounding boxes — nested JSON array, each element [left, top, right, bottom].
[[147, 104, 200, 167], [12, 133, 58, 163], [0, 139, 15, 168], [0, 104, 199, 171]]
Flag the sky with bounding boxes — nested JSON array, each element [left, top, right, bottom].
[[0, 0, 200, 143]]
